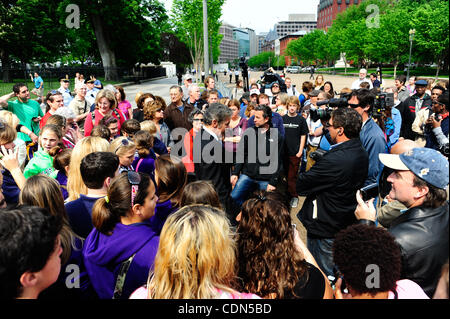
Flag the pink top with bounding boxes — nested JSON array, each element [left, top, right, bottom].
[[118, 100, 132, 120], [388, 280, 429, 299], [84, 108, 126, 136], [129, 286, 261, 299]]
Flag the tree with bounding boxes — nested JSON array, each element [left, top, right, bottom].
[[412, 0, 449, 78], [170, 0, 225, 79], [248, 51, 275, 68]]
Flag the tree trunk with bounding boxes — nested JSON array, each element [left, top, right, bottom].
[[393, 60, 398, 80], [435, 56, 442, 80], [90, 13, 119, 81], [0, 50, 13, 83]]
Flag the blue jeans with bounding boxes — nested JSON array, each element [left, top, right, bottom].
[[231, 174, 269, 206], [307, 237, 335, 278]]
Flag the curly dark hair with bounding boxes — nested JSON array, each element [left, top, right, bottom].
[[236, 190, 309, 298], [333, 224, 402, 296]]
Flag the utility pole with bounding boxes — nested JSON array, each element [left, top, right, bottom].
[[203, 0, 209, 76]]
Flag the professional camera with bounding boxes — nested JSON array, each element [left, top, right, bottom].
[[260, 68, 287, 92], [309, 97, 349, 122], [309, 148, 327, 162], [438, 142, 449, 157], [372, 92, 394, 118]]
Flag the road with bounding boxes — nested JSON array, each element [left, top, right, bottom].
[[123, 77, 179, 110]]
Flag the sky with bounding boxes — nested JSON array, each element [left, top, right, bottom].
[[162, 0, 320, 35]]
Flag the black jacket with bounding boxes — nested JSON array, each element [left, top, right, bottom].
[[232, 126, 284, 187], [397, 93, 432, 140], [193, 128, 235, 219], [296, 138, 369, 238], [389, 204, 449, 297]]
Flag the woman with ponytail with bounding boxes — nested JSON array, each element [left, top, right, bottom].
[[23, 124, 65, 178], [82, 171, 160, 299], [132, 130, 155, 177]]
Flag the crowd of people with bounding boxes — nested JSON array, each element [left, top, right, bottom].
[[0, 68, 448, 301]]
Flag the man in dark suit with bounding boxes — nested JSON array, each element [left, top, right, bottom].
[[296, 107, 369, 277], [193, 103, 236, 221]]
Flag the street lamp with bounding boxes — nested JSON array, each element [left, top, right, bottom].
[[406, 29, 416, 80]]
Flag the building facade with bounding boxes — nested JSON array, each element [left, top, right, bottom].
[[218, 23, 239, 64], [279, 31, 306, 66], [275, 14, 317, 38], [317, 0, 362, 30]]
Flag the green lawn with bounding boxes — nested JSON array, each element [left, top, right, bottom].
[[316, 67, 448, 78]]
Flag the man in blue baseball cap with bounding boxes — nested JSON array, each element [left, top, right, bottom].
[[354, 147, 449, 297], [397, 78, 432, 140]]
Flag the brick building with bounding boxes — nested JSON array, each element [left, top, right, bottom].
[[317, 0, 362, 30]]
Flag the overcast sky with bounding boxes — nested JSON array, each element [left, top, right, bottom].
[[163, 0, 320, 34]]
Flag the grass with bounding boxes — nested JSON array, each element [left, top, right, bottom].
[[316, 67, 448, 78]]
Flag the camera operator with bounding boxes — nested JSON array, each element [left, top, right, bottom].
[[260, 67, 286, 95], [348, 89, 387, 186], [412, 85, 445, 146], [425, 91, 449, 156], [296, 108, 369, 277]]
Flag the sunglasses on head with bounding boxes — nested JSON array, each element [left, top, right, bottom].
[[127, 171, 141, 206], [114, 138, 133, 153]]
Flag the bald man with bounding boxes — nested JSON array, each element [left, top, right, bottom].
[[377, 139, 420, 228]]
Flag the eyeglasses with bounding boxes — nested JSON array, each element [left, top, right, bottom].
[[432, 101, 445, 107], [193, 119, 203, 122], [325, 122, 332, 128], [127, 171, 141, 206], [272, 85, 279, 88], [348, 103, 360, 108]]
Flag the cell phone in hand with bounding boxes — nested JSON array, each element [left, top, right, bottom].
[[360, 183, 379, 202]]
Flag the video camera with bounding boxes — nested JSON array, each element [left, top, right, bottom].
[[372, 92, 394, 118], [309, 97, 349, 122], [260, 68, 287, 93]]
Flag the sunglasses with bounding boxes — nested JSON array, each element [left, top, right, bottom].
[[114, 138, 134, 153], [128, 171, 141, 206], [193, 118, 203, 122], [0, 121, 5, 129], [348, 103, 360, 108]]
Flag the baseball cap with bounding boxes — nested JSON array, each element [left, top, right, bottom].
[[379, 147, 449, 189], [250, 88, 260, 96], [415, 79, 428, 86], [183, 74, 193, 81], [60, 76, 70, 82], [86, 79, 95, 84]]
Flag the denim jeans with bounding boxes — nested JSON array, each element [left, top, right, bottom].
[[307, 237, 335, 278], [231, 174, 269, 206]]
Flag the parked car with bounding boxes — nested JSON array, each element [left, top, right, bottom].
[[286, 66, 300, 73]]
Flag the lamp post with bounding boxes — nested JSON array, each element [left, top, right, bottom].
[[406, 29, 415, 80], [203, 0, 209, 76]]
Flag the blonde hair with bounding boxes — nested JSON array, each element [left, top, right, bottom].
[[277, 92, 289, 106], [0, 120, 17, 145], [0, 110, 20, 128], [19, 175, 81, 265], [67, 136, 110, 201], [147, 205, 237, 299], [95, 89, 117, 110], [140, 120, 157, 136], [109, 136, 136, 157]]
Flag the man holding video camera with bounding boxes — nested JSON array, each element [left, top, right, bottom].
[[348, 88, 387, 186], [296, 107, 369, 277]]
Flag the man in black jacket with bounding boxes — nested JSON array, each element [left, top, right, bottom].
[[355, 147, 449, 297], [231, 105, 283, 207], [193, 103, 236, 221], [296, 108, 369, 277], [397, 79, 432, 140]]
